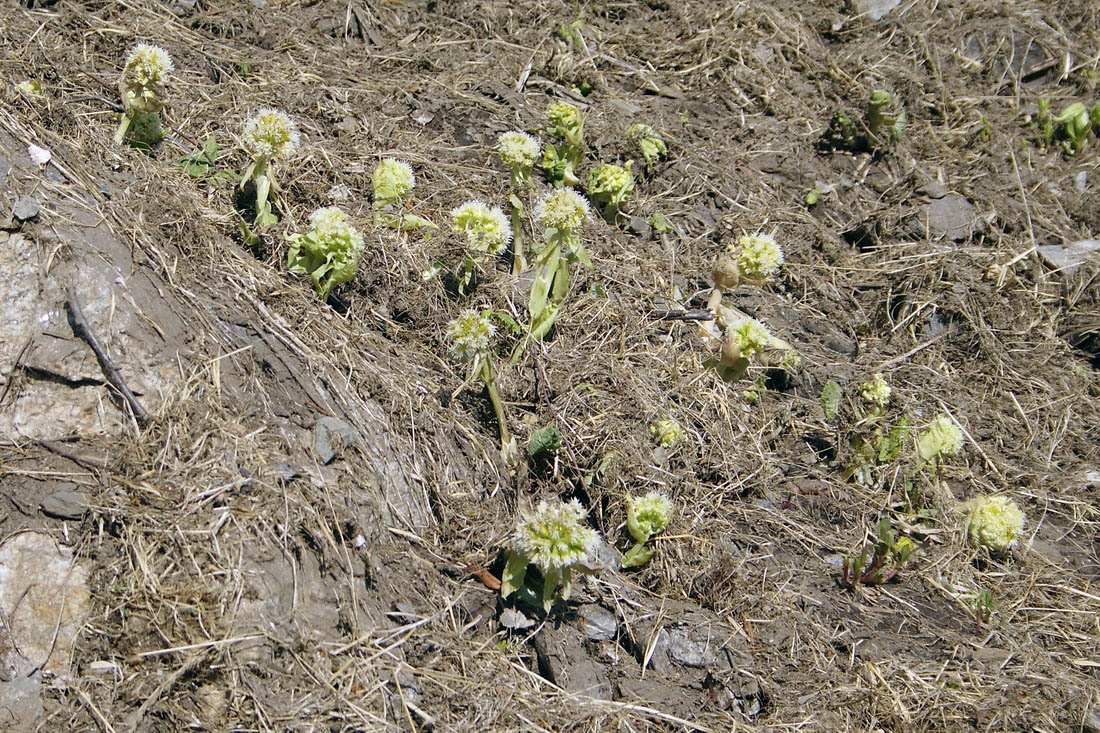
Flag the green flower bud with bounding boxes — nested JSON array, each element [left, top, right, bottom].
[[626, 492, 673, 544], [860, 373, 891, 408], [917, 414, 963, 461], [372, 158, 415, 208]]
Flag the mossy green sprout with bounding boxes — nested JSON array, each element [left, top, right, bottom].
[[1055, 102, 1091, 155], [115, 44, 173, 146], [240, 108, 300, 228], [498, 132, 541, 274], [964, 495, 1025, 554], [285, 207, 364, 300], [708, 233, 783, 312], [587, 162, 634, 220], [626, 123, 667, 167], [541, 100, 584, 187], [451, 200, 512, 293], [621, 492, 673, 569], [501, 499, 599, 611], [527, 189, 592, 340], [649, 418, 684, 448], [447, 309, 518, 466]]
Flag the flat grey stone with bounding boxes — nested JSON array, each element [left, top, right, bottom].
[[0, 672, 43, 732], [12, 197, 40, 222], [920, 194, 981, 242], [1038, 240, 1100, 272], [917, 181, 947, 199], [40, 488, 88, 520], [577, 604, 617, 641], [848, 0, 901, 20], [313, 416, 359, 464]]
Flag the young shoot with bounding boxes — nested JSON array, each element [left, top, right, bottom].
[[372, 158, 434, 232], [621, 492, 673, 569], [626, 123, 667, 167], [447, 309, 518, 465], [285, 207, 364, 300], [708, 233, 783, 311], [841, 517, 914, 589], [587, 162, 634, 221], [866, 90, 906, 147], [916, 414, 963, 467], [115, 44, 173, 146], [501, 499, 599, 612], [649, 418, 685, 448], [451, 200, 512, 294], [527, 189, 592, 340], [1055, 102, 1091, 155], [240, 109, 299, 228], [963, 495, 1025, 554], [841, 374, 909, 485], [541, 100, 584, 187], [716, 317, 771, 381], [499, 132, 541, 273]]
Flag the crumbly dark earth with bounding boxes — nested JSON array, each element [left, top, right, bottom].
[[1, 0, 1099, 730]]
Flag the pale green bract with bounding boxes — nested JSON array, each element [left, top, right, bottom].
[[965, 495, 1025, 553], [512, 499, 598, 572], [451, 200, 512, 255], [546, 101, 583, 143], [733, 233, 783, 283], [626, 492, 672, 544], [285, 207, 364, 299], [917, 414, 963, 461], [446, 309, 496, 362], [372, 158, 415, 208]]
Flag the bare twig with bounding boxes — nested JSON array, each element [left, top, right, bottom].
[[65, 288, 150, 425]]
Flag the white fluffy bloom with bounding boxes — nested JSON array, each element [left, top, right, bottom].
[[446, 309, 496, 362], [534, 189, 590, 233], [498, 131, 541, 170], [513, 499, 599, 572], [734, 233, 784, 282], [451, 200, 513, 255], [242, 108, 300, 160]]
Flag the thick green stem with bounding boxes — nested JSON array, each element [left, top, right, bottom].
[[479, 358, 511, 446], [114, 112, 135, 145]]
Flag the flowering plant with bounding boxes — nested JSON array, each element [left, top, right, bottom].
[[240, 109, 299, 227], [451, 200, 512, 293], [115, 44, 173, 146], [708, 233, 783, 313], [621, 492, 673, 569], [447, 309, 519, 465], [626, 123, 667, 167], [285, 207, 363, 299], [541, 101, 584, 187], [498, 132, 541, 273], [587, 162, 634, 219], [501, 499, 599, 611], [649, 418, 684, 448], [528, 189, 592, 339]]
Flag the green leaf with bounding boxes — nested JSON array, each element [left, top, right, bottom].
[[500, 551, 528, 599], [527, 423, 561, 459], [877, 415, 909, 463], [820, 380, 842, 420], [621, 543, 656, 569], [541, 568, 561, 612]]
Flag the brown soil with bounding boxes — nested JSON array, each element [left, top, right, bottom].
[[2, 0, 1099, 730]]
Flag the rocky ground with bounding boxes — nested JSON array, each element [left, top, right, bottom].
[[1, 0, 1100, 730]]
